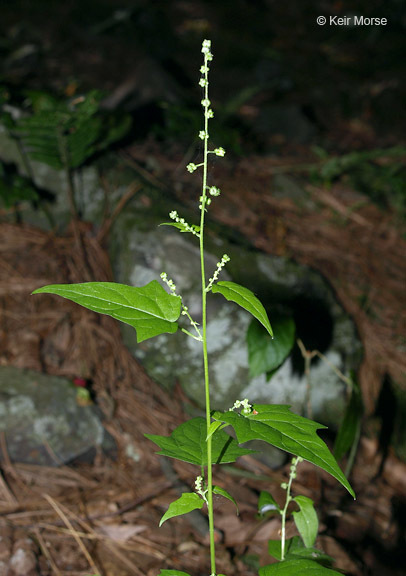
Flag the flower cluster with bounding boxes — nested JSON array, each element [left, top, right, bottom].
[[208, 186, 221, 197], [181, 304, 202, 341], [195, 475, 208, 503], [201, 39, 213, 60], [229, 398, 253, 415], [185, 39, 226, 200], [206, 254, 230, 292], [200, 41, 214, 123], [199, 194, 208, 210], [169, 210, 200, 237], [281, 456, 303, 489], [160, 272, 177, 295], [187, 163, 197, 173]]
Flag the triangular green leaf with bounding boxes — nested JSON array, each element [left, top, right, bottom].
[[145, 417, 254, 466], [258, 490, 281, 515], [159, 493, 203, 526], [247, 317, 295, 378], [213, 485, 239, 514], [211, 405, 355, 498], [292, 495, 318, 548], [32, 281, 181, 343], [259, 559, 342, 575], [212, 281, 273, 337]]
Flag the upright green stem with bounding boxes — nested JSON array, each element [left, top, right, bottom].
[[280, 472, 293, 561], [199, 53, 216, 576], [280, 456, 302, 560]]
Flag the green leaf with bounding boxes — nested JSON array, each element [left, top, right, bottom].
[[158, 570, 192, 575], [32, 281, 181, 343], [212, 281, 273, 337], [213, 485, 239, 514], [211, 405, 355, 498], [247, 317, 295, 378], [258, 490, 280, 515], [259, 559, 342, 575], [206, 420, 227, 440], [268, 536, 333, 564], [268, 537, 330, 563], [268, 538, 283, 561], [159, 493, 203, 526], [287, 545, 334, 566], [145, 417, 254, 466], [334, 379, 363, 461], [292, 495, 318, 548]]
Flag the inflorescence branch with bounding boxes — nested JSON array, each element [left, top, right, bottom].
[[160, 272, 202, 341], [206, 254, 230, 292]]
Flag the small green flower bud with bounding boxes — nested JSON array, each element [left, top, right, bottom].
[[214, 147, 226, 157], [201, 39, 211, 54]]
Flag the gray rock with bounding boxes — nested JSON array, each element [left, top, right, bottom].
[[110, 188, 362, 430], [0, 366, 110, 466]]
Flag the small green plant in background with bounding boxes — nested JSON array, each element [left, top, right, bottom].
[[0, 86, 131, 218], [312, 145, 406, 221], [33, 40, 355, 576], [258, 456, 340, 574]]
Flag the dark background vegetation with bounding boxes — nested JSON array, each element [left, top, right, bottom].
[[1, 0, 404, 213]]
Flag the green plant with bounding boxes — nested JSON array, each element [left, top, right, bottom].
[[247, 315, 296, 380], [259, 456, 340, 574], [14, 89, 131, 172], [295, 339, 363, 476], [313, 146, 406, 220], [247, 318, 363, 464], [0, 86, 131, 217], [33, 40, 354, 576]]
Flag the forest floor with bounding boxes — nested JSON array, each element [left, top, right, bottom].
[[0, 158, 405, 575]]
